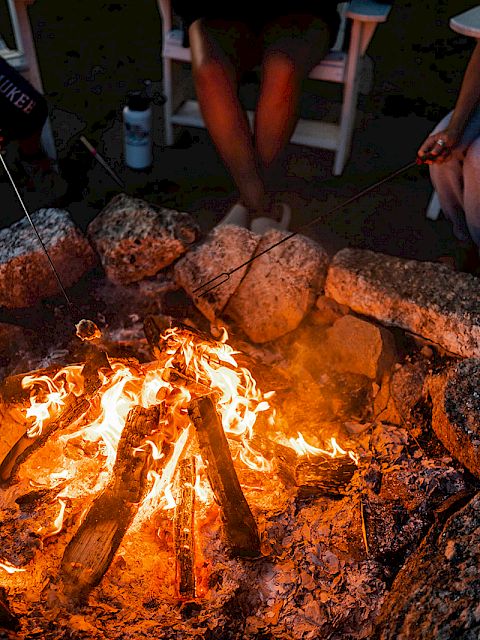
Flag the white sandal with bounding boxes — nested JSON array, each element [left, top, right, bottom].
[[217, 202, 249, 227], [250, 202, 291, 234]]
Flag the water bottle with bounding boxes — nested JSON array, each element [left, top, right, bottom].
[[123, 90, 152, 170]]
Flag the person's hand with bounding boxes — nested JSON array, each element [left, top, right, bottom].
[[417, 128, 460, 164]]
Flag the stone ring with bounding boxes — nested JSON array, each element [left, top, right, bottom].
[[436, 138, 446, 147]]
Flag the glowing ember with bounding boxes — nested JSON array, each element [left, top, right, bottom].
[[0, 561, 26, 574]]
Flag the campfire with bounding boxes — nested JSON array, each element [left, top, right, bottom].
[[0, 316, 362, 633]]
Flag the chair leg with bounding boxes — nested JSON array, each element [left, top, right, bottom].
[[333, 18, 362, 176], [426, 190, 441, 221], [162, 56, 176, 146]]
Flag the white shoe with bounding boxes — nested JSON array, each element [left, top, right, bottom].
[[250, 202, 291, 234], [217, 202, 249, 227]]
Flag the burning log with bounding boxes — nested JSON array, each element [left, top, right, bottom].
[[144, 314, 213, 361], [60, 404, 159, 601], [250, 434, 298, 487], [295, 456, 357, 498], [251, 434, 356, 497], [188, 396, 261, 558], [0, 349, 110, 486], [174, 457, 197, 599]]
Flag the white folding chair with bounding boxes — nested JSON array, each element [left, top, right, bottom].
[[156, 0, 392, 176], [1, 0, 57, 160]]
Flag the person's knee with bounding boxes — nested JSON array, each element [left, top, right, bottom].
[[260, 52, 298, 99], [193, 57, 235, 93], [464, 137, 480, 171]]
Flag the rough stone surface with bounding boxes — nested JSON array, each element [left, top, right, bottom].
[[313, 295, 350, 326], [0, 208, 96, 308], [391, 360, 431, 425], [87, 193, 200, 285], [324, 315, 397, 380], [428, 358, 480, 479], [174, 225, 259, 322], [374, 491, 480, 640], [373, 374, 403, 426], [226, 230, 329, 343], [325, 248, 480, 358]]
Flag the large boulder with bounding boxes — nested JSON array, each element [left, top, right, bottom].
[[325, 248, 480, 358], [174, 225, 259, 322], [226, 230, 329, 343], [87, 194, 199, 285], [428, 358, 480, 479], [374, 491, 480, 640], [0, 208, 96, 308]]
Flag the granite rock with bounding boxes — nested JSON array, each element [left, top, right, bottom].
[[174, 225, 259, 322], [0, 208, 96, 308], [374, 491, 480, 640], [87, 193, 200, 285], [428, 358, 480, 479], [325, 248, 480, 358], [226, 230, 329, 343], [324, 315, 397, 380]]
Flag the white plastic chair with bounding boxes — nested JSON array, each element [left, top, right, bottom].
[[156, 0, 392, 176], [0, 0, 57, 160]]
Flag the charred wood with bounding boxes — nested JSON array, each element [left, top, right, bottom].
[[0, 350, 111, 486], [174, 457, 197, 599], [188, 396, 260, 558], [249, 434, 298, 487], [60, 404, 159, 601], [295, 456, 357, 498], [250, 434, 356, 496]]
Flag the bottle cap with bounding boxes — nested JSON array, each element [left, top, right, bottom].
[[127, 90, 150, 111]]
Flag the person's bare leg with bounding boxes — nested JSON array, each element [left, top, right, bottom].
[[254, 14, 333, 218], [188, 18, 266, 214]]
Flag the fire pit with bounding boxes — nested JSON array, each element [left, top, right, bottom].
[[0, 199, 479, 640]]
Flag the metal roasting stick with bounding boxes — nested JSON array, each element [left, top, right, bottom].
[[0, 153, 73, 308], [79, 136, 125, 188], [193, 159, 419, 297]]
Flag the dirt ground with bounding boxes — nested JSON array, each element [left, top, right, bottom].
[[0, 0, 476, 263]]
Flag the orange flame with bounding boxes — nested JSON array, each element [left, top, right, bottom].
[[15, 326, 358, 536], [22, 366, 84, 437], [37, 499, 67, 539], [283, 433, 358, 464]]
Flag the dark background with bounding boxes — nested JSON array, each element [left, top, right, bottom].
[[1, 0, 476, 262]]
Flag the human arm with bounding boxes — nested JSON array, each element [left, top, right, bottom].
[[418, 39, 480, 163]]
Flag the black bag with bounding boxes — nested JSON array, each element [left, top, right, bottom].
[[0, 56, 48, 142]]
